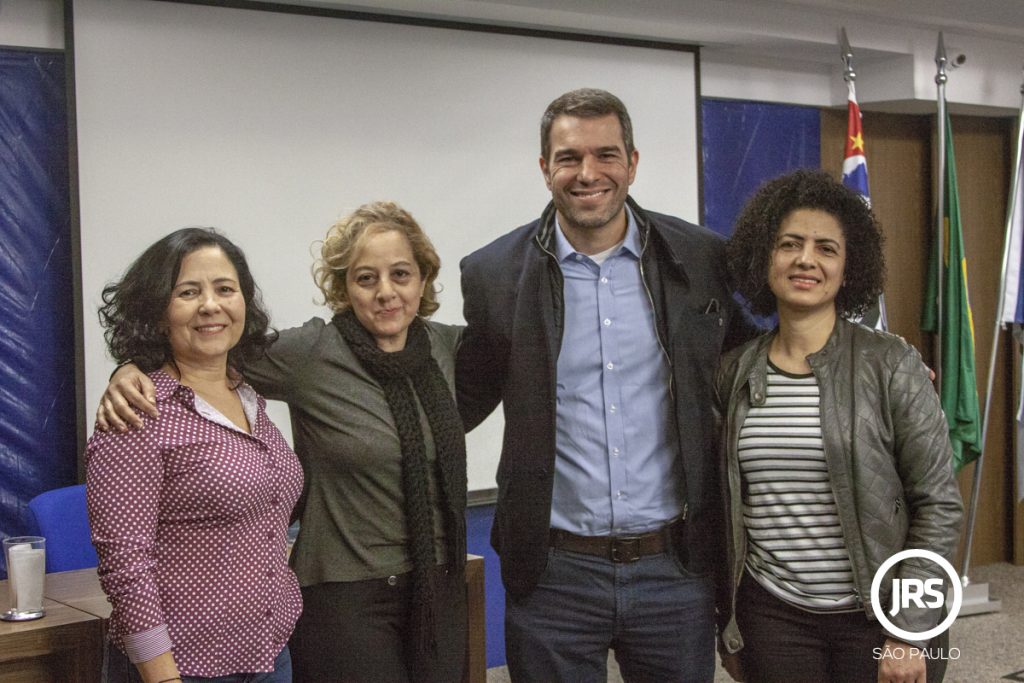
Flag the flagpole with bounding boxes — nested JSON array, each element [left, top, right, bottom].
[[965, 70, 1024, 577], [840, 28, 889, 330], [935, 32, 948, 384]]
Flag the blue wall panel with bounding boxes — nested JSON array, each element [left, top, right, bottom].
[[466, 504, 505, 668], [0, 49, 75, 572], [702, 98, 821, 237]]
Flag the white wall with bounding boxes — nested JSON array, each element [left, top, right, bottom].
[[288, 0, 1024, 113], [0, 0, 63, 50], [27, 0, 1019, 113]]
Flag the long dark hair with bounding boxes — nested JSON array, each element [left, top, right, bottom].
[[98, 228, 275, 372]]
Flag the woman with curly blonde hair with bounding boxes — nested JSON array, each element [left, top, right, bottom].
[[98, 201, 467, 682]]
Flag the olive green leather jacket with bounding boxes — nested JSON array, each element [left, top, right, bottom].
[[715, 318, 963, 652]]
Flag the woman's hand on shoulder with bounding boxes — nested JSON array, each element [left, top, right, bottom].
[[96, 363, 158, 432]]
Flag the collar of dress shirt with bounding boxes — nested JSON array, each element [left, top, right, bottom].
[[553, 205, 641, 263]]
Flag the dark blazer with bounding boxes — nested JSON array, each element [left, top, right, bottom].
[[457, 196, 759, 598]]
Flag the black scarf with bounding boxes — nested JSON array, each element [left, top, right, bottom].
[[333, 309, 467, 661]]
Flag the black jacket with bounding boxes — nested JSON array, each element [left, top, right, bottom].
[[457, 197, 759, 598]]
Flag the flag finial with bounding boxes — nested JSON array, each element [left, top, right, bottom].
[[839, 27, 855, 83], [935, 32, 948, 86]]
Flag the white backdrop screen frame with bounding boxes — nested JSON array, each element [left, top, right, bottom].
[[72, 0, 701, 493]]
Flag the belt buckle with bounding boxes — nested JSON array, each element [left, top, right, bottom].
[[609, 536, 641, 563]]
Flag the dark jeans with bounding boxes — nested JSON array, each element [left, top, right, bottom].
[[505, 547, 716, 683], [290, 566, 467, 683], [736, 572, 948, 683], [103, 642, 291, 683]]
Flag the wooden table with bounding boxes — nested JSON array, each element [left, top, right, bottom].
[[25, 557, 487, 683], [464, 554, 487, 683], [0, 581, 103, 682], [42, 570, 110, 622]]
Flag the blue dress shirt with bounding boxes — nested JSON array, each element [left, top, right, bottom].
[[550, 209, 683, 536]]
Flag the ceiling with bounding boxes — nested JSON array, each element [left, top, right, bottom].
[[272, 0, 1024, 47], [255, 0, 1024, 111]]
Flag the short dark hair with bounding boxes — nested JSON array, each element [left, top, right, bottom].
[[726, 169, 885, 318], [99, 228, 275, 373], [540, 88, 634, 162]]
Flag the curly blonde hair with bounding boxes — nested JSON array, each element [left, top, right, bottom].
[[313, 201, 441, 316]]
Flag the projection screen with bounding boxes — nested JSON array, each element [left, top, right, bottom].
[[72, 0, 700, 492]]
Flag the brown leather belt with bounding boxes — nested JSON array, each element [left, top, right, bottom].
[[548, 519, 681, 563]]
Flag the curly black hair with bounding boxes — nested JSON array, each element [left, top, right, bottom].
[[98, 228, 275, 373], [726, 168, 885, 318]]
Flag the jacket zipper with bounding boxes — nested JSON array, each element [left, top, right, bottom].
[[814, 364, 870, 614], [729, 398, 746, 591], [638, 241, 675, 398], [536, 238, 564, 358]]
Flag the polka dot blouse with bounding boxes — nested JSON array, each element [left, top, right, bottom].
[[85, 370, 303, 677]]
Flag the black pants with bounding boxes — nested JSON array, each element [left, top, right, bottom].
[[290, 566, 467, 683], [736, 572, 948, 683]]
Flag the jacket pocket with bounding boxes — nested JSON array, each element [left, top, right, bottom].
[[673, 308, 728, 368]]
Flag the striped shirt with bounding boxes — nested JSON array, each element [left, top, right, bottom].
[[737, 362, 858, 612]]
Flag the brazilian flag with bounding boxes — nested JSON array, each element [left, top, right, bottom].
[[922, 110, 983, 472]]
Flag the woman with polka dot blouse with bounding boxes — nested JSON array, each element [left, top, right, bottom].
[[96, 203, 469, 682], [86, 229, 303, 683]]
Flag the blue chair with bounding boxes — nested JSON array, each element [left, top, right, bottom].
[[27, 484, 98, 572]]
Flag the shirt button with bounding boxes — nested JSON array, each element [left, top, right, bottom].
[[609, 404, 617, 413], [266, 531, 274, 540], [387, 575, 398, 586], [603, 318, 611, 326], [266, 569, 274, 578], [616, 490, 624, 499], [265, 609, 273, 618], [600, 277, 608, 284], [753, 392, 763, 401], [606, 362, 614, 370], [270, 498, 280, 506], [612, 448, 620, 457]]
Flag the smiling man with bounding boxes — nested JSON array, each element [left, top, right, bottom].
[[457, 89, 760, 682]]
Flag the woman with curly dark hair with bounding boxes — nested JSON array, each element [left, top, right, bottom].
[[97, 228, 276, 374], [716, 170, 962, 683], [86, 228, 302, 683]]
